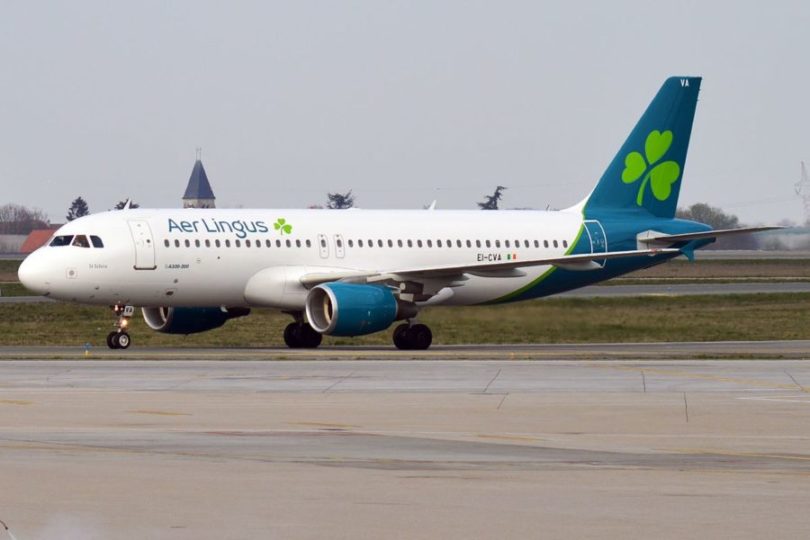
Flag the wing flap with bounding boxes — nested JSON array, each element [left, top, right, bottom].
[[299, 248, 680, 288]]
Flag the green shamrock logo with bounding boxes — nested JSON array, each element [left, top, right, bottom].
[[273, 218, 292, 235], [621, 130, 681, 206]]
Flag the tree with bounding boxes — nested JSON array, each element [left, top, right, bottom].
[[326, 190, 354, 209], [0, 204, 49, 234], [113, 199, 140, 210], [676, 203, 756, 249], [66, 197, 90, 221], [477, 186, 507, 210]]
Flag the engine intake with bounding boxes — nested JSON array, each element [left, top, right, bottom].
[[306, 283, 414, 337], [142, 306, 250, 335]]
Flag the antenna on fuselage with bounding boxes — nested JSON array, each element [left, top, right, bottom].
[[794, 161, 810, 222]]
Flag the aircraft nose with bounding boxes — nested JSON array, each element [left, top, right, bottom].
[[17, 252, 51, 296]]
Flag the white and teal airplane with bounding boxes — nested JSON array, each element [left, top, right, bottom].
[[18, 77, 775, 350]]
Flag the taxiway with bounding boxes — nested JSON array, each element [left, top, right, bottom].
[[0, 352, 808, 538]]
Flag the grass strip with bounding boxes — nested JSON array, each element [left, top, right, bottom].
[[0, 293, 807, 348]]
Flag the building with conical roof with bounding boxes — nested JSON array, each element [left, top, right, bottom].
[[182, 159, 216, 208]]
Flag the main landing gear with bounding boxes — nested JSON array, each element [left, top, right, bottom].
[[283, 312, 323, 349], [393, 323, 433, 350], [107, 305, 134, 350]]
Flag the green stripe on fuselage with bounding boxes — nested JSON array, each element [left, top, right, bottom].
[[481, 222, 585, 305]]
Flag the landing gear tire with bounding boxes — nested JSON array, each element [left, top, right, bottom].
[[393, 323, 432, 350], [284, 323, 323, 349], [116, 332, 131, 349], [393, 324, 412, 350], [107, 331, 131, 350]]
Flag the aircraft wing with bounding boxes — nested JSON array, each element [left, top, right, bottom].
[[637, 226, 783, 246], [299, 247, 680, 288]]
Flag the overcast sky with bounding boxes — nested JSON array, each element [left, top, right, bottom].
[[1, 1, 808, 224]]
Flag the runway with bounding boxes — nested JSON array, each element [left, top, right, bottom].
[[0, 352, 808, 538]]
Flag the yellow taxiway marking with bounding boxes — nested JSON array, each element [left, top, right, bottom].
[[0, 399, 32, 405], [128, 409, 191, 416]]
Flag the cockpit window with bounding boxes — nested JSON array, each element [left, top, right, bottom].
[[72, 235, 90, 248], [50, 235, 74, 247], [90, 235, 104, 248]]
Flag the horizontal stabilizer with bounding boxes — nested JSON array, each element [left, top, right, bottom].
[[638, 226, 783, 246]]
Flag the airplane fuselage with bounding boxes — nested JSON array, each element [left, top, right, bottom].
[[20, 207, 685, 309]]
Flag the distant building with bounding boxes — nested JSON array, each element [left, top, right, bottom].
[[182, 159, 216, 208], [19, 227, 60, 253]]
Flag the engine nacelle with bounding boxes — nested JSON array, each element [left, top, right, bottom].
[[306, 283, 414, 337], [142, 306, 250, 335]]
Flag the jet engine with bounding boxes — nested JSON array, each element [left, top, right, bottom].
[[142, 306, 250, 335], [305, 283, 416, 337]]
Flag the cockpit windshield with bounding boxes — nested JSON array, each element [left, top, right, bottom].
[[50, 235, 73, 247], [72, 235, 90, 248], [49, 234, 104, 248]]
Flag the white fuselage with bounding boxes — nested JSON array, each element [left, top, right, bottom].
[[20, 208, 588, 308]]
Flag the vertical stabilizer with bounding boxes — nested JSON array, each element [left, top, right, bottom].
[[582, 77, 701, 219]]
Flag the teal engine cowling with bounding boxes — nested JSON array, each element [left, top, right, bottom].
[[142, 306, 250, 335], [306, 283, 414, 337]]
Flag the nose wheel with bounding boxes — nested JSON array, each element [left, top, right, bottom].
[[393, 323, 432, 350], [107, 305, 134, 349]]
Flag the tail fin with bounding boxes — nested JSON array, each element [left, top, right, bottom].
[[582, 76, 701, 219]]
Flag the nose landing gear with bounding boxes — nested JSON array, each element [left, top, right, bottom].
[[107, 305, 134, 349]]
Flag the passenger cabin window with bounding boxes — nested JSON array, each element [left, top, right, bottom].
[[175, 239, 181, 247], [72, 235, 90, 248], [90, 235, 104, 248], [50, 235, 73, 247]]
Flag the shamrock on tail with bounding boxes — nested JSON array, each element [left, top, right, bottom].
[[273, 218, 292, 235], [621, 130, 681, 206]]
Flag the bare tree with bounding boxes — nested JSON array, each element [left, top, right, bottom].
[[0, 204, 49, 234], [113, 199, 140, 210], [477, 186, 507, 210], [326, 191, 355, 209]]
